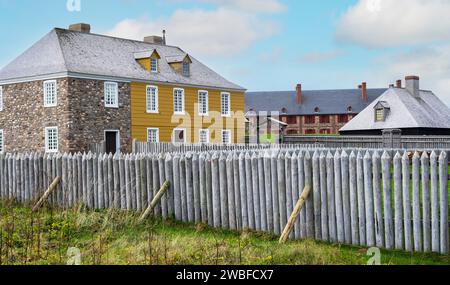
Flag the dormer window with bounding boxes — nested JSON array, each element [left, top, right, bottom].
[[150, 58, 158, 73], [347, 106, 353, 112], [373, 101, 390, 122], [314, 107, 320, 113], [183, 61, 190, 77]]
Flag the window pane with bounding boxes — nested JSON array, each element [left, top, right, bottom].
[[105, 82, 118, 107], [199, 130, 209, 144], [174, 89, 184, 113], [147, 87, 158, 112], [221, 93, 230, 116], [148, 129, 159, 143], [45, 127, 58, 152], [0, 130, 3, 153], [199, 91, 208, 115], [44, 81, 57, 106], [150, 58, 158, 72]]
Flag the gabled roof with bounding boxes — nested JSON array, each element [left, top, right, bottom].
[[374, 101, 390, 109], [245, 88, 386, 116], [133, 49, 160, 60], [166, 54, 191, 64], [0, 28, 245, 91], [340, 87, 450, 131]]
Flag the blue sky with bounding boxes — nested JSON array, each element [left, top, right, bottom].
[[1, 0, 450, 105]]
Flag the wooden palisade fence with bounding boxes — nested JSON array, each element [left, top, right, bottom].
[[0, 148, 448, 254]]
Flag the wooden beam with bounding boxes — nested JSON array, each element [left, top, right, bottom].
[[139, 181, 170, 222], [32, 177, 61, 212], [279, 185, 312, 244]]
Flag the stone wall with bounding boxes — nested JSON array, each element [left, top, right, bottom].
[[67, 78, 131, 153], [0, 77, 131, 153], [0, 79, 71, 153]]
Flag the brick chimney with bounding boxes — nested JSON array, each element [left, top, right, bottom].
[[405, 75, 420, 97], [296, 84, 302, 105], [361, 82, 368, 102], [69, 23, 91, 33], [396, 79, 402, 88]]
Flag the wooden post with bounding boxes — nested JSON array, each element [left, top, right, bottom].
[[349, 151, 359, 245], [430, 151, 439, 253], [139, 181, 170, 222], [312, 150, 321, 240], [393, 152, 403, 250], [32, 177, 61, 212], [412, 151, 422, 252], [421, 151, 430, 252], [382, 151, 394, 250], [372, 150, 384, 248], [239, 152, 248, 229], [165, 153, 174, 217], [173, 153, 182, 220], [258, 153, 267, 232], [271, 150, 280, 235], [205, 153, 214, 227], [158, 154, 167, 218], [341, 150, 351, 244], [297, 151, 306, 239], [227, 153, 237, 230], [439, 151, 448, 254], [233, 152, 242, 231], [192, 153, 201, 223], [304, 151, 314, 238], [245, 152, 255, 229], [185, 152, 195, 223], [219, 152, 229, 229], [327, 151, 337, 242], [291, 152, 299, 239], [211, 152, 221, 228], [335, 150, 344, 243], [402, 151, 412, 252], [279, 185, 312, 244], [199, 153, 208, 223], [364, 151, 375, 247], [277, 152, 287, 234], [319, 151, 328, 241]]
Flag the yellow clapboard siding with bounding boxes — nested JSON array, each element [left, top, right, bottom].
[[131, 82, 245, 143]]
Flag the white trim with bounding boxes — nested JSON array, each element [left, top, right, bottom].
[[221, 92, 231, 117], [43, 80, 57, 107], [0, 86, 3, 112], [221, 129, 232, 144], [173, 88, 185, 115], [104, 82, 119, 108], [147, 128, 160, 143], [146, 85, 159, 113], [0, 129, 4, 153], [172, 128, 187, 144], [198, 90, 209, 116], [44, 126, 59, 153], [150, 58, 158, 73], [104, 129, 121, 153], [199, 129, 210, 144], [0, 72, 247, 92]]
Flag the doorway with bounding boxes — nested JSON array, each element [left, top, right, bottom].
[[104, 130, 120, 154]]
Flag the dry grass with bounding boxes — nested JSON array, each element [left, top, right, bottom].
[[0, 200, 449, 265]]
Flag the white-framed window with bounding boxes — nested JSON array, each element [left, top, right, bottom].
[[147, 128, 160, 143], [150, 58, 158, 73], [43, 80, 57, 107], [222, 130, 231, 144], [221, 92, 231, 117], [45, 127, 58, 153], [0, 86, 3, 111], [0, 129, 3, 153], [173, 88, 185, 115], [198, 90, 209, 116], [104, 82, 119, 108], [183, 62, 190, 76], [199, 129, 210, 144], [146, 85, 159, 113], [173, 128, 186, 144]]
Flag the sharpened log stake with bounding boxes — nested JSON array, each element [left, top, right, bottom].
[[32, 177, 61, 212], [139, 181, 170, 222]]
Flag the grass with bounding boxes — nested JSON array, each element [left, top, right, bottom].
[[0, 201, 449, 265]]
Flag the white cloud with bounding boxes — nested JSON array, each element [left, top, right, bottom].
[[196, 0, 287, 13], [370, 45, 450, 106], [107, 6, 280, 57], [299, 49, 345, 64], [336, 0, 450, 48]]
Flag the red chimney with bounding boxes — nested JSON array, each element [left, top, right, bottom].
[[361, 82, 368, 102], [396, 79, 402, 88], [296, 84, 302, 105]]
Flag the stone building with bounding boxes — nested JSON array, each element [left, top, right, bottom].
[[0, 23, 246, 154], [245, 83, 386, 142], [340, 76, 450, 135]]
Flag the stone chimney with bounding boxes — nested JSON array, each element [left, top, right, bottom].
[[144, 31, 167, 45], [296, 84, 302, 105], [396, 79, 402, 88], [69, 23, 91, 33], [405, 75, 420, 97], [361, 82, 368, 102]]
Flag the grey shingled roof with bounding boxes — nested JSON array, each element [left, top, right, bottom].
[[0, 28, 245, 91], [245, 88, 386, 116], [340, 87, 450, 131]]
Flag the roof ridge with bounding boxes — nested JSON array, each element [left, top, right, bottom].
[[54, 27, 183, 50], [247, 88, 387, 93]]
